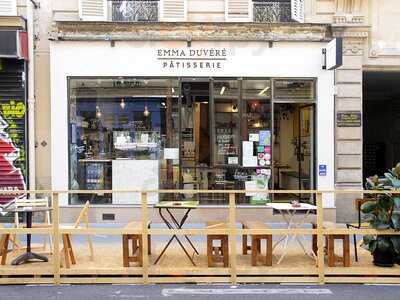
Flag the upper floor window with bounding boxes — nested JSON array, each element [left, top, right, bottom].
[[112, 0, 159, 22], [0, 0, 17, 16], [78, 0, 303, 23], [253, 0, 292, 23]]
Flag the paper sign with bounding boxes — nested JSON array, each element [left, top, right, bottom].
[[141, 133, 149, 144], [164, 148, 179, 160], [259, 130, 271, 146], [228, 157, 238, 165], [319, 164, 327, 176], [245, 181, 257, 197], [242, 141, 254, 157], [243, 156, 258, 167], [249, 133, 259, 142], [258, 169, 271, 176]]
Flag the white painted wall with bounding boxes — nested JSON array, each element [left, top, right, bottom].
[[50, 40, 335, 207]]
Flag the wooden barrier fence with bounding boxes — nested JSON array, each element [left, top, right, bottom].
[[0, 189, 399, 285]]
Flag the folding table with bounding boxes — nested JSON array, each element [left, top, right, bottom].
[[266, 202, 317, 264], [153, 200, 199, 266]]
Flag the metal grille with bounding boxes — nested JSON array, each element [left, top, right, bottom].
[[253, 0, 292, 23], [112, 0, 159, 22]]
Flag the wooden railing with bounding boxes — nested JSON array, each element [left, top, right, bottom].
[[0, 190, 399, 285]]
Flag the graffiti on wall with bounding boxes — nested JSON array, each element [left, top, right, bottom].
[[0, 100, 27, 206]]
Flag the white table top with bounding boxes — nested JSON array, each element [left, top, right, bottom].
[[266, 203, 317, 211]]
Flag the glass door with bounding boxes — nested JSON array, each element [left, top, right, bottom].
[[273, 103, 315, 203]]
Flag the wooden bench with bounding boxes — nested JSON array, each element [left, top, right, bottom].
[[312, 221, 350, 267], [206, 222, 229, 267], [122, 221, 151, 267], [242, 221, 272, 266]]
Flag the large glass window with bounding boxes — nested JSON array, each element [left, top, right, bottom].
[[69, 78, 179, 204], [274, 79, 315, 100], [68, 77, 316, 205]]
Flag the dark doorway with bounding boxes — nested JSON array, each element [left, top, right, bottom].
[[363, 72, 400, 178]]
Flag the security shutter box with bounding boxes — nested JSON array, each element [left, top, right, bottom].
[[291, 0, 304, 23], [79, 0, 108, 21], [160, 0, 187, 21], [225, 0, 252, 22], [0, 0, 17, 16]]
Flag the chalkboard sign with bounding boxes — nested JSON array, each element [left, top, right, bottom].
[[337, 111, 361, 127], [216, 128, 236, 155]]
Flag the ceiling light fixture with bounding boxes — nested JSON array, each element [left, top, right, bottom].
[[143, 105, 150, 117], [258, 86, 270, 96]]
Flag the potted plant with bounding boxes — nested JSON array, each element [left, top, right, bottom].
[[361, 164, 400, 267]]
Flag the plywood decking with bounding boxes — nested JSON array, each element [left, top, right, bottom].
[[0, 190, 399, 284]]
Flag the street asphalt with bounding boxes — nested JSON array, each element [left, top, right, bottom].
[[0, 284, 399, 300]]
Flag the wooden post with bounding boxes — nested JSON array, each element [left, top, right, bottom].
[[141, 192, 149, 284], [316, 192, 325, 284], [52, 192, 60, 285], [229, 193, 237, 285]]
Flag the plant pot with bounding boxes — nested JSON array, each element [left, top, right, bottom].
[[373, 250, 395, 267]]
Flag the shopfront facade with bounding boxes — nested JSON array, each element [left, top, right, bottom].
[[50, 34, 335, 221]]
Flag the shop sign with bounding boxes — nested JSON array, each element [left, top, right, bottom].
[[337, 111, 361, 127], [157, 48, 229, 70], [0, 99, 27, 206]]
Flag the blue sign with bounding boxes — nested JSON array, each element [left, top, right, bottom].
[[319, 164, 327, 176]]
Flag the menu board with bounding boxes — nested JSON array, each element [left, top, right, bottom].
[[216, 128, 237, 156]]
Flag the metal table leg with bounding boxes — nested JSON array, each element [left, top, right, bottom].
[[154, 208, 197, 266], [11, 211, 48, 265]]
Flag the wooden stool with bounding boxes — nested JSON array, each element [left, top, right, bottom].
[[312, 222, 350, 267], [242, 221, 272, 266], [122, 221, 151, 267], [0, 234, 10, 265], [206, 222, 229, 267]]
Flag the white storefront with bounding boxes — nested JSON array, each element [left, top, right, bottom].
[[50, 40, 335, 209]]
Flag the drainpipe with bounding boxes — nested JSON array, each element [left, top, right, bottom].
[[27, 1, 36, 191]]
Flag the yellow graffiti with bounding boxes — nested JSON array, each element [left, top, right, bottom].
[[1, 100, 26, 119]]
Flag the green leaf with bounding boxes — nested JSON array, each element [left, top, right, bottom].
[[377, 236, 391, 252], [369, 240, 378, 253], [361, 201, 377, 214], [390, 236, 400, 254], [393, 197, 400, 209], [377, 194, 393, 211], [363, 235, 375, 244], [394, 163, 400, 178], [391, 212, 400, 230], [385, 173, 400, 189]]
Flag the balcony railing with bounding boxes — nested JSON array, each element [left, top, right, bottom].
[[253, 0, 292, 23], [111, 0, 159, 22]]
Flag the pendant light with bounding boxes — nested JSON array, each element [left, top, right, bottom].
[[120, 98, 125, 110], [143, 105, 150, 117]]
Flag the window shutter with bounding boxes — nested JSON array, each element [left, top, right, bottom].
[[225, 0, 251, 22], [160, 0, 187, 22], [0, 0, 17, 16], [79, 0, 108, 21], [291, 0, 304, 23]]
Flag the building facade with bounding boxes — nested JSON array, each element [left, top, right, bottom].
[[1, 0, 399, 223]]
